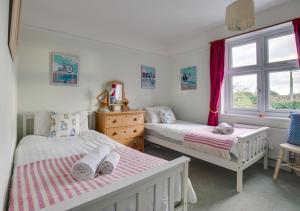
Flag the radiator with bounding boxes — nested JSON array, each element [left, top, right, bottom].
[[268, 127, 289, 162]]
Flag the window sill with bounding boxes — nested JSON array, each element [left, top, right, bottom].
[[220, 113, 290, 129]]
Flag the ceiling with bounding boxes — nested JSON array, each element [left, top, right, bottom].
[[21, 0, 291, 54]]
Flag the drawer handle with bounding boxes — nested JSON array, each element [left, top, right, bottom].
[[112, 132, 118, 136], [134, 140, 138, 144], [123, 131, 127, 133], [133, 118, 137, 121], [112, 120, 117, 124], [133, 129, 137, 133]]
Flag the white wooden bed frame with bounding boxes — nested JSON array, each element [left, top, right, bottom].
[[20, 113, 191, 211], [145, 126, 269, 193]]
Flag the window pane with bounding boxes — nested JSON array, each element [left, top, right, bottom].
[[232, 42, 257, 68], [232, 74, 257, 109], [268, 34, 297, 63], [269, 70, 300, 110]]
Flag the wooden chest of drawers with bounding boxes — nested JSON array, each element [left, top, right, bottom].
[[95, 110, 145, 151]]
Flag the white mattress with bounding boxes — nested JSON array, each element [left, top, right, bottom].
[[11, 130, 196, 211], [145, 120, 255, 159]]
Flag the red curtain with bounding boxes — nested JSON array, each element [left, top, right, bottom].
[[293, 18, 300, 67], [207, 40, 225, 126]]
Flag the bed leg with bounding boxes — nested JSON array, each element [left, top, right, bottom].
[[236, 139, 244, 193], [263, 132, 269, 170], [182, 161, 189, 211], [237, 170, 243, 193], [263, 152, 268, 170]]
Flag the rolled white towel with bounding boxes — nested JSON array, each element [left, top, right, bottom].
[[213, 126, 222, 134], [218, 123, 234, 135], [98, 151, 120, 175], [72, 145, 111, 181]]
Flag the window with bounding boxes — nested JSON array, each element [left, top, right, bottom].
[[232, 74, 257, 109], [269, 70, 300, 110], [224, 24, 299, 117], [268, 34, 297, 63], [231, 42, 257, 68]]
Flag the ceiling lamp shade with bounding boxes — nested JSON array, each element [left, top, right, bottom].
[[225, 0, 255, 31]]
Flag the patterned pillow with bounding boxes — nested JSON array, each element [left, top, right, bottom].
[[50, 112, 80, 137], [159, 109, 176, 124]]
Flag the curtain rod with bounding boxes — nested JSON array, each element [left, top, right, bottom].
[[209, 18, 295, 44]]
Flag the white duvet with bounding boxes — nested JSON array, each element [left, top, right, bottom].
[[12, 130, 197, 211]]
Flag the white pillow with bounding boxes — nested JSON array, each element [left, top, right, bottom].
[[144, 106, 176, 123], [159, 109, 176, 124], [34, 111, 51, 136], [144, 108, 161, 123], [50, 112, 80, 137], [79, 111, 90, 133], [34, 111, 89, 136]]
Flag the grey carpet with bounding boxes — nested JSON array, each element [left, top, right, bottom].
[[144, 143, 300, 211]]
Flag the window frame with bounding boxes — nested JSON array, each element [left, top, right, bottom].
[[264, 29, 298, 68], [229, 38, 260, 71], [224, 24, 299, 118], [266, 68, 300, 114], [227, 71, 260, 113]]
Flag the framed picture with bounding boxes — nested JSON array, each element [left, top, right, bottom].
[[8, 0, 22, 61], [141, 65, 156, 89], [51, 52, 79, 86], [180, 66, 197, 90]]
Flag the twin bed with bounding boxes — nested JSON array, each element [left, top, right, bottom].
[[145, 120, 269, 193], [8, 111, 270, 211], [9, 113, 196, 211]]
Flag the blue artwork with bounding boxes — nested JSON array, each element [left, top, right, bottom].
[[181, 66, 197, 90], [141, 65, 156, 89], [51, 52, 79, 85]]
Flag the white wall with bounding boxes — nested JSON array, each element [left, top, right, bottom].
[[169, 0, 300, 126], [169, 50, 210, 124], [0, 0, 18, 210], [18, 27, 171, 113]]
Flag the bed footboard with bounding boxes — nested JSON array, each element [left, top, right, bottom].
[[236, 127, 269, 192], [41, 156, 190, 211]]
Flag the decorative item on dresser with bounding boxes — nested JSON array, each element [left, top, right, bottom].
[[95, 110, 145, 151], [96, 80, 130, 112]]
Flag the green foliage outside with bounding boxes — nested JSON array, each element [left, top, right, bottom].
[[271, 101, 300, 109], [233, 91, 257, 108], [233, 90, 300, 110], [270, 90, 300, 110]]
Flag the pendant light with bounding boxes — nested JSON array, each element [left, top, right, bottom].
[[225, 0, 255, 31]]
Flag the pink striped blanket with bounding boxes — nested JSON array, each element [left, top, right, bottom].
[[8, 146, 167, 211], [183, 128, 252, 160]]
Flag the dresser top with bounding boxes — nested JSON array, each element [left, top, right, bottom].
[[96, 110, 145, 115]]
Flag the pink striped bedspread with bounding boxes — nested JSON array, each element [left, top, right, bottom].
[[8, 146, 166, 211], [183, 127, 253, 160]]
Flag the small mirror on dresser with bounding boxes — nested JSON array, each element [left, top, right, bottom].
[[97, 80, 130, 112], [108, 80, 124, 105]]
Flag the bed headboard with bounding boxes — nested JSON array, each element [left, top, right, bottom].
[[22, 113, 35, 137], [21, 111, 95, 138]]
